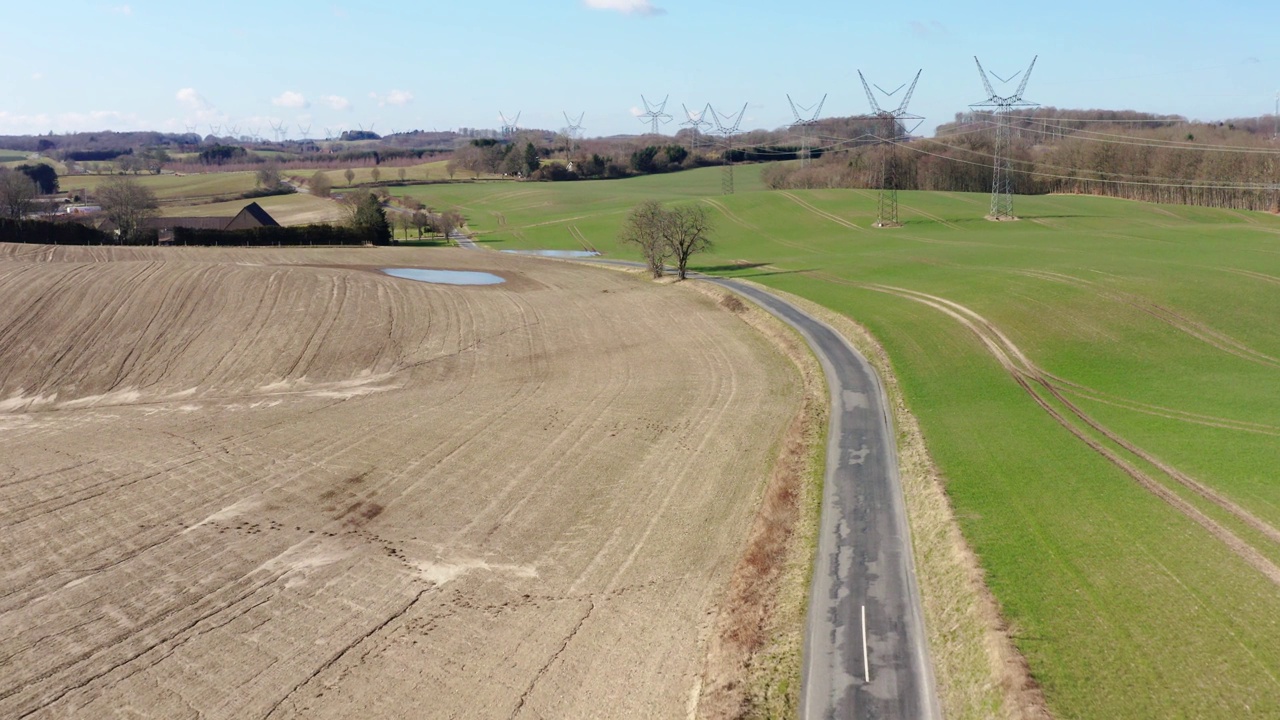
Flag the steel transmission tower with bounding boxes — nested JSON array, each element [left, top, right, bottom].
[[787, 94, 826, 168], [710, 103, 747, 195], [638, 95, 672, 136], [971, 56, 1038, 220], [499, 112, 521, 139], [563, 112, 585, 160], [858, 69, 923, 228], [681, 103, 712, 154]]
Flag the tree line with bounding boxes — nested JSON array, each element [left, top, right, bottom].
[[763, 109, 1280, 213]]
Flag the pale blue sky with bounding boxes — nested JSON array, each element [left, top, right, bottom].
[[2, 1, 1277, 138]]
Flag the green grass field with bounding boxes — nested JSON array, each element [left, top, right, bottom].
[[406, 166, 1280, 718], [60, 171, 259, 203], [0, 149, 33, 163]]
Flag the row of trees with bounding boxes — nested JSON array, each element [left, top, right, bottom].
[[448, 139, 541, 177], [762, 109, 1280, 212]]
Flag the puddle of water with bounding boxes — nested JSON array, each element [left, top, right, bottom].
[[501, 250, 601, 258], [381, 268, 505, 285]]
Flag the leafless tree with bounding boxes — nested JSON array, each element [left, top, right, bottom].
[[0, 169, 38, 219], [618, 201, 714, 280], [619, 200, 671, 278], [343, 168, 355, 186], [98, 176, 159, 243], [371, 167, 381, 184], [309, 171, 333, 198], [663, 205, 714, 280], [255, 160, 281, 189]]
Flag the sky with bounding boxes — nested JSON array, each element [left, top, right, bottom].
[[2, 0, 1278, 140]]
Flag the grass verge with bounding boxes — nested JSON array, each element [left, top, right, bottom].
[[754, 284, 1052, 720]]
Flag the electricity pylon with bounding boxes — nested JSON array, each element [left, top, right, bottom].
[[298, 124, 311, 141], [270, 120, 286, 143], [710, 103, 747, 195], [858, 69, 923, 228], [971, 56, 1038, 220], [563, 111, 585, 160], [499, 112, 521, 139], [681, 103, 712, 154], [638, 95, 672, 136], [787, 94, 826, 168]]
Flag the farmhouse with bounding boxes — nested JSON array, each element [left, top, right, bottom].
[[148, 202, 279, 242]]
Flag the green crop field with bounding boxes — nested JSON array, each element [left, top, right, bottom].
[[59, 171, 259, 203], [0, 149, 33, 163], [407, 165, 1280, 718]]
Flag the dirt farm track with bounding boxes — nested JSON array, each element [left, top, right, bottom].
[[0, 245, 799, 718]]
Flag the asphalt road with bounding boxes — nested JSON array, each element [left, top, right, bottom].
[[453, 242, 940, 719], [701, 278, 940, 720]]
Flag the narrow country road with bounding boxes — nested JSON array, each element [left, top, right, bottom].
[[701, 278, 940, 720], [454, 240, 940, 719]]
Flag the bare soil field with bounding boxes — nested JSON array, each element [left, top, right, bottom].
[[0, 245, 800, 718]]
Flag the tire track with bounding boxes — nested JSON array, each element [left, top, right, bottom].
[[862, 282, 1280, 583], [778, 191, 867, 232]]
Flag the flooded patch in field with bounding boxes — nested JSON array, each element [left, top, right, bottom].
[[501, 249, 601, 258], [381, 268, 505, 285]]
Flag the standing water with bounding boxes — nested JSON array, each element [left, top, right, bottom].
[[381, 268, 505, 285]]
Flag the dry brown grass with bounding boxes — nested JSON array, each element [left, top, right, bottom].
[[688, 286, 828, 720], [751, 283, 1052, 720]]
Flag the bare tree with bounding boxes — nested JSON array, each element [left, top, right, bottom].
[[619, 200, 671, 278], [255, 160, 282, 189], [310, 171, 333, 198], [371, 167, 381, 184], [98, 176, 159, 243], [663, 205, 714, 280], [618, 201, 715, 280], [343, 168, 355, 186], [0, 169, 38, 219], [397, 167, 406, 182]]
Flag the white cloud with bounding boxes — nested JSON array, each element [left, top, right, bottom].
[[321, 95, 352, 111], [110, 4, 133, 15], [584, 0, 664, 16], [31, 72, 44, 81], [272, 91, 309, 109], [176, 88, 209, 110], [629, 106, 644, 117], [370, 89, 413, 107]]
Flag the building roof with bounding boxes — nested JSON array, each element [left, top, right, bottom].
[[235, 202, 280, 228], [150, 203, 280, 232]]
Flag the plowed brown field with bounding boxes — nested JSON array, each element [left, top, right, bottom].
[[0, 245, 799, 719]]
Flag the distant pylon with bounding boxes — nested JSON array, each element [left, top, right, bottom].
[[787, 94, 826, 168], [499, 111, 521, 139], [563, 111, 585, 159], [971, 56, 1038, 220], [681, 104, 712, 154], [638, 95, 672, 136], [858, 69, 923, 228], [710, 103, 747, 195]]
